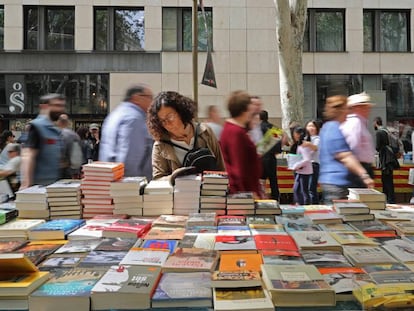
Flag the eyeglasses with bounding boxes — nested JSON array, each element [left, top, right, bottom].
[[159, 113, 178, 126]]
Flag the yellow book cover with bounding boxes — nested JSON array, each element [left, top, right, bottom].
[[0, 254, 50, 296]]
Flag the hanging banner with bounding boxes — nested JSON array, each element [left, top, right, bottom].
[[199, 0, 217, 88], [201, 50, 217, 88]]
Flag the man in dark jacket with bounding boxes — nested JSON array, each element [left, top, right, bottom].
[[374, 116, 399, 204], [260, 110, 282, 201]]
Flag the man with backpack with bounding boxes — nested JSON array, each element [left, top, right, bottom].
[[374, 117, 400, 204]]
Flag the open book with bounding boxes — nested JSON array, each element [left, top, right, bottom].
[[287, 154, 303, 170]]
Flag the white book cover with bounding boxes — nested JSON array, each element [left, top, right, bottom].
[[120, 248, 170, 266]]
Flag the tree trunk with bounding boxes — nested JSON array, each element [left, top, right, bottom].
[[274, 0, 307, 132]]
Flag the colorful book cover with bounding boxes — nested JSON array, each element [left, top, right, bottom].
[[214, 235, 256, 251], [16, 242, 64, 265], [219, 252, 263, 272], [102, 219, 152, 237], [29, 219, 86, 235], [38, 256, 84, 270], [54, 239, 101, 254], [31, 268, 104, 297], [153, 215, 189, 227], [141, 239, 178, 254], [216, 215, 246, 227], [143, 226, 186, 240], [247, 216, 276, 225], [0, 240, 28, 253]]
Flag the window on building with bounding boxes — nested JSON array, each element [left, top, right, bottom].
[[24, 6, 75, 50], [162, 7, 212, 52], [364, 10, 410, 52], [94, 7, 145, 51], [0, 6, 4, 49], [304, 9, 345, 52], [0, 74, 109, 116]]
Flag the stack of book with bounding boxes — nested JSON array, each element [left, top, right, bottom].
[[348, 188, 387, 210], [143, 180, 173, 216], [14, 185, 49, 219], [110, 177, 147, 217], [0, 218, 45, 240], [1, 253, 50, 311], [332, 199, 373, 222], [199, 171, 228, 215], [27, 219, 86, 240], [254, 199, 281, 216], [46, 180, 82, 219], [226, 192, 255, 215], [0, 201, 18, 224], [173, 174, 201, 215], [80, 162, 124, 218]]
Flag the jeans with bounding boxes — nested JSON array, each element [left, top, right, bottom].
[[321, 183, 349, 205], [309, 162, 320, 204], [293, 173, 311, 205]]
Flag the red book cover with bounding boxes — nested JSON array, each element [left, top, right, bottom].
[[103, 219, 151, 237], [255, 234, 298, 252], [216, 215, 246, 227]]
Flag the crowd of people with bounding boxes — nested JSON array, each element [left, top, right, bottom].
[[0, 85, 407, 205]]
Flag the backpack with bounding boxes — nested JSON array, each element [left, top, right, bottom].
[[162, 123, 218, 173], [384, 128, 403, 157], [69, 140, 84, 170]]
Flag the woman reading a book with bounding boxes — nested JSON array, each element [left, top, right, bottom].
[[147, 91, 225, 180], [319, 95, 375, 204]]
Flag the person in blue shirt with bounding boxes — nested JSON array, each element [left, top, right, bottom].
[[99, 84, 154, 180], [319, 95, 374, 204]]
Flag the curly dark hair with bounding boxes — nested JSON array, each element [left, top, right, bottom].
[[147, 91, 196, 141]]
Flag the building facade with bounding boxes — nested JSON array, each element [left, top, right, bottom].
[[0, 0, 414, 135]]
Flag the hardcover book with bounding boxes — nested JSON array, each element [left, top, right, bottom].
[[29, 268, 105, 311], [213, 286, 275, 311], [0, 253, 50, 297], [120, 248, 170, 266], [162, 248, 219, 272], [90, 265, 161, 310], [28, 219, 86, 240], [261, 264, 336, 307], [152, 271, 212, 308]]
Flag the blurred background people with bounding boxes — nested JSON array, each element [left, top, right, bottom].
[[0, 143, 21, 192], [205, 105, 223, 141], [259, 110, 281, 201], [304, 120, 321, 204], [291, 126, 313, 205], [147, 91, 224, 180], [220, 90, 262, 197], [76, 126, 91, 165], [100, 84, 154, 180], [87, 123, 101, 162], [20, 93, 65, 188], [319, 95, 374, 204], [340, 92, 376, 187], [374, 116, 399, 204], [56, 113, 83, 179], [0, 130, 15, 166]]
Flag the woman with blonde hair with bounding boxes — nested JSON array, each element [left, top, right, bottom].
[[319, 95, 374, 204]]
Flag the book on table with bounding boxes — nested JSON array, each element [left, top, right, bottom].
[[29, 268, 106, 311], [330, 231, 378, 246], [90, 265, 161, 310], [0, 240, 28, 253], [289, 231, 343, 252], [0, 219, 46, 239], [348, 188, 386, 202], [0, 253, 50, 297], [15, 241, 65, 265], [119, 248, 170, 266], [211, 271, 262, 288], [261, 264, 336, 307], [162, 247, 219, 272], [213, 286, 274, 311], [27, 219, 86, 240], [218, 252, 263, 273], [152, 271, 212, 308], [332, 199, 370, 215], [202, 170, 229, 184], [343, 245, 399, 267]]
